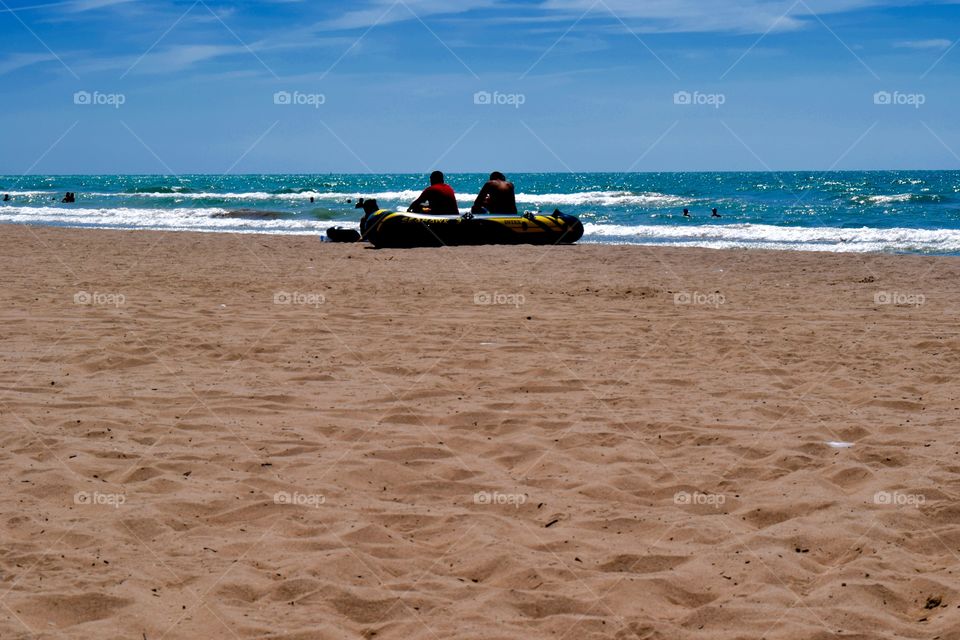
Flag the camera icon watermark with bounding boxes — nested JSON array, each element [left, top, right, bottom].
[[673, 291, 725, 308], [473, 490, 527, 508], [74, 291, 125, 307], [74, 491, 126, 508], [273, 491, 325, 507], [873, 91, 925, 109], [273, 90, 326, 108], [674, 490, 725, 508], [473, 90, 526, 109], [73, 90, 126, 109], [673, 90, 725, 109], [874, 290, 925, 307], [874, 490, 925, 508], [474, 291, 525, 308], [274, 291, 325, 307]]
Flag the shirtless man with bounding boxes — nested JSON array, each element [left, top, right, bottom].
[[471, 172, 517, 215]]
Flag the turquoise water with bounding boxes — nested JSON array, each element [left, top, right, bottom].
[[2, 172, 959, 253]]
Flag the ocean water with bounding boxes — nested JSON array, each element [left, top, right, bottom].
[[2, 172, 959, 254]]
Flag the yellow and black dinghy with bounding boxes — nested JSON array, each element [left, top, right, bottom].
[[357, 208, 584, 248]]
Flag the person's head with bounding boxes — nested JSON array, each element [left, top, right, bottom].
[[430, 171, 444, 185], [712, 208, 717, 213], [490, 171, 506, 182]]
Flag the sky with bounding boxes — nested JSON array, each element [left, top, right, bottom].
[[1, 0, 959, 173]]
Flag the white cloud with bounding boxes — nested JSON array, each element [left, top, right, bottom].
[[543, 0, 960, 34], [64, 0, 135, 11], [0, 0, 135, 13], [319, 0, 960, 35], [0, 52, 58, 75], [894, 38, 953, 49], [147, 43, 247, 70], [319, 0, 498, 30]]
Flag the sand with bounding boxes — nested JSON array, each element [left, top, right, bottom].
[[1, 224, 959, 640]]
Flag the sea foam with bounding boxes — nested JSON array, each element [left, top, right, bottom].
[[582, 222, 960, 253]]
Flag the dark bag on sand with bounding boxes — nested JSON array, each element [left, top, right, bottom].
[[326, 226, 361, 243]]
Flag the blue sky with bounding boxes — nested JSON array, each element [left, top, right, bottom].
[[1, 0, 959, 173]]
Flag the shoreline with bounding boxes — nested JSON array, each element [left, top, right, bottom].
[[2, 224, 959, 639], [7, 222, 960, 257]]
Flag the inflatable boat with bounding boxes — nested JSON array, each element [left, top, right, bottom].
[[358, 209, 584, 248]]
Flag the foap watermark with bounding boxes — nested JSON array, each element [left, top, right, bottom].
[[274, 90, 326, 108], [73, 90, 126, 109], [674, 291, 725, 308], [474, 291, 525, 308], [473, 90, 526, 109], [274, 491, 326, 508], [473, 490, 527, 509], [873, 91, 925, 109], [74, 491, 126, 508], [874, 291, 925, 307], [674, 490, 725, 509], [274, 291, 326, 308], [874, 490, 925, 508], [74, 291, 125, 307], [673, 90, 726, 109]]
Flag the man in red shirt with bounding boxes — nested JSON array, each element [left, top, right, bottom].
[[408, 171, 459, 215]]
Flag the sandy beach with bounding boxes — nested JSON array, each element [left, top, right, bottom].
[[1, 224, 959, 639]]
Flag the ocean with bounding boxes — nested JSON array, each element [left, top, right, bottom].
[[2, 172, 959, 254]]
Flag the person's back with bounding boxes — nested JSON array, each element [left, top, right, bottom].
[[472, 172, 517, 214], [408, 171, 459, 215]]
